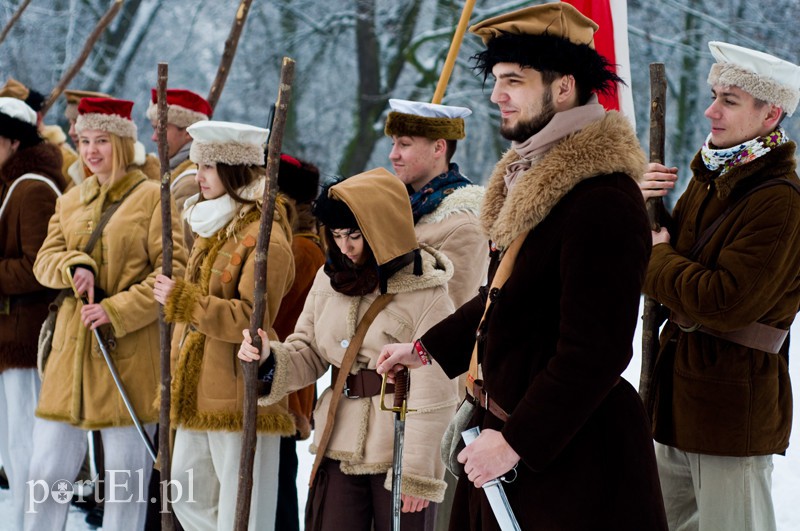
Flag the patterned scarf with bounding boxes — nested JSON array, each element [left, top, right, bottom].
[[408, 163, 471, 223], [701, 127, 788, 176]]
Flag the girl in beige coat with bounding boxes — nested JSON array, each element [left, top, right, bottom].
[[153, 120, 295, 531], [29, 98, 187, 531], [239, 168, 460, 531]]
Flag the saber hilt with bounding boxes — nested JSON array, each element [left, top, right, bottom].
[[380, 369, 415, 418]]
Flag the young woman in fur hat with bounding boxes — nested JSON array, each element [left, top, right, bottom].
[[29, 97, 187, 531], [151, 120, 295, 531], [238, 168, 460, 531], [0, 97, 67, 530]]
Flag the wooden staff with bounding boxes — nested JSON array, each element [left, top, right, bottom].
[[639, 63, 667, 413], [155, 62, 177, 531], [233, 57, 296, 531], [40, 0, 123, 117], [206, 0, 254, 111], [431, 0, 476, 104], [0, 0, 32, 46]]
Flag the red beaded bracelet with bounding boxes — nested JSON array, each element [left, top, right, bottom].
[[413, 339, 431, 366]]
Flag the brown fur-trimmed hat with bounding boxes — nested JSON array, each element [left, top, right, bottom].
[[384, 99, 471, 140], [187, 120, 268, 166], [63, 89, 112, 121]]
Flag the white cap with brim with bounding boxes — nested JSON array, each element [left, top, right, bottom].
[[188, 120, 269, 167], [388, 99, 472, 119], [708, 41, 800, 116], [0, 97, 36, 125]]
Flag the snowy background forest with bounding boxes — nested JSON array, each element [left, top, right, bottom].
[[1, 0, 800, 201], [2, 0, 800, 529]]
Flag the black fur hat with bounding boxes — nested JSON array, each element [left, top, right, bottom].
[[278, 154, 321, 204]]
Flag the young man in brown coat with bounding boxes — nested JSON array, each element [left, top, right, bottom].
[[379, 3, 667, 530], [640, 42, 800, 531]]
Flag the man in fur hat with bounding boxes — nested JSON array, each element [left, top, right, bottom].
[[640, 41, 800, 531], [378, 3, 667, 529]]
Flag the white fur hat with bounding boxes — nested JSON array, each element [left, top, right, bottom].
[[188, 120, 269, 166], [707, 41, 800, 116], [385, 99, 472, 140]]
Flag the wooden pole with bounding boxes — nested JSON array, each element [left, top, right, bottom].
[[431, 0, 476, 104], [639, 63, 667, 414], [233, 57, 296, 531], [40, 0, 123, 118], [155, 62, 177, 531], [0, 0, 32, 46], [206, 0, 254, 111]]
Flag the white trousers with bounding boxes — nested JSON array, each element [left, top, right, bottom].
[[0, 368, 41, 530], [655, 442, 777, 531], [23, 417, 155, 531], [171, 428, 280, 531]]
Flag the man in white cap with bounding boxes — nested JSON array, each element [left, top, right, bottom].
[[378, 3, 667, 529], [385, 100, 485, 310], [641, 41, 800, 531]]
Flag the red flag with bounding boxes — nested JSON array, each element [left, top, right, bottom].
[[563, 0, 635, 126]]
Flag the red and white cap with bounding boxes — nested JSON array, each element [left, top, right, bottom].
[[75, 97, 137, 139], [145, 88, 212, 128]]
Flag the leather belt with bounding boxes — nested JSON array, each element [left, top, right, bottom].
[[331, 368, 393, 399], [670, 310, 788, 354], [469, 379, 510, 423]]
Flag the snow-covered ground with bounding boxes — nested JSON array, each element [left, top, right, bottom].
[[3, 301, 799, 529]]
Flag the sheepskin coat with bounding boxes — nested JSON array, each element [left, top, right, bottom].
[[170, 157, 200, 250], [420, 111, 668, 530], [643, 142, 800, 456], [32, 169, 187, 428], [414, 184, 486, 309], [0, 142, 65, 372], [263, 245, 459, 502], [167, 196, 296, 435]]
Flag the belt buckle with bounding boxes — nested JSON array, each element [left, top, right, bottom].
[[343, 380, 360, 399]]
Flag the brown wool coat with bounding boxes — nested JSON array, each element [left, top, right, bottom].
[[421, 112, 668, 530], [271, 233, 326, 440], [166, 197, 296, 435], [0, 142, 66, 372], [643, 142, 800, 456], [32, 170, 187, 428], [414, 184, 486, 309]]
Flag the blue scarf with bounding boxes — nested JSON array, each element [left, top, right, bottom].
[[409, 163, 471, 223]]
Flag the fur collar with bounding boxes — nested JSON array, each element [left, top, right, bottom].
[[481, 111, 646, 249], [417, 184, 484, 226], [385, 244, 453, 294], [690, 141, 798, 199], [0, 142, 65, 190]]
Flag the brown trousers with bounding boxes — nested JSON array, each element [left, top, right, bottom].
[[306, 458, 437, 531]]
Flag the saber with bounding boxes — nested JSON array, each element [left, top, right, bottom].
[[79, 294, 157, 462], [461, 427, 521, 531], [381, 368, 415, 530]]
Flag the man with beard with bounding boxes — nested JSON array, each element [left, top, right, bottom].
[[378, 3, 667, 529]]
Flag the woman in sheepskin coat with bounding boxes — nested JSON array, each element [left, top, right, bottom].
[[153, 120, 295, 531], [30, 97, 187, 531], [239, 168, 460, 531]]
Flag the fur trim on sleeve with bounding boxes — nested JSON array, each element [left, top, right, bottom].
[[257, 340, 293, 406], [383, 469, 448, 503], [100, 298, 127, 338], [164, 278, 202, 324]]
